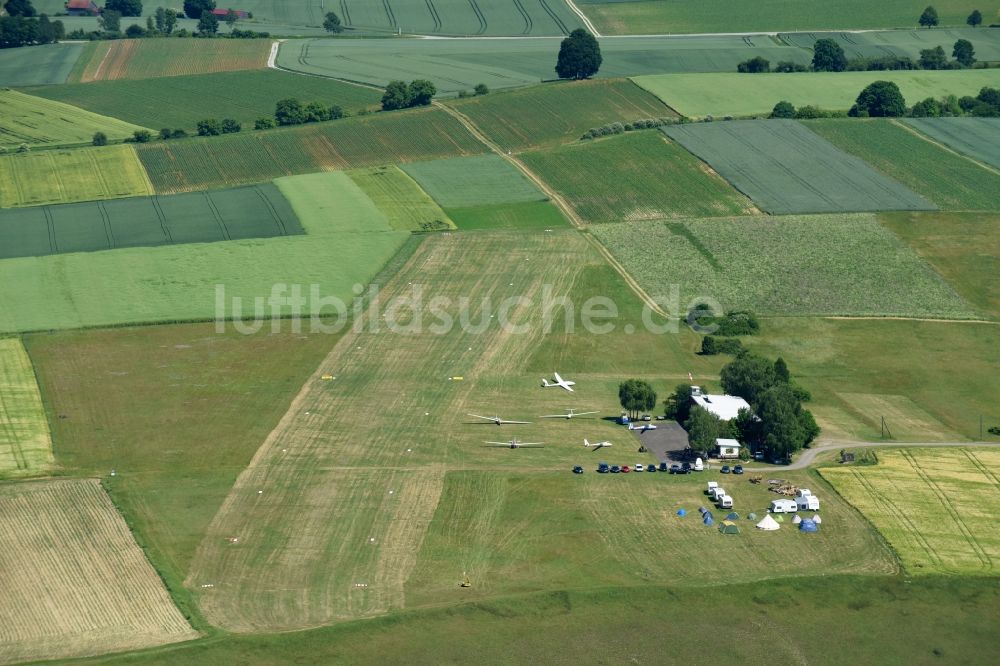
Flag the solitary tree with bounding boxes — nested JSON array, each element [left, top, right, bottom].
[[3, 0, 36, 17], [812, 38, 847, 72], [106, 0, 142, 17], [618, 379, 657, 420], [323, 11, 343, 33], [408, 79, 437, 106], [99, 9, 122, 33], [850, 80, 907, 117], [555, 28, 602, 80], [953, 38, 976, 67], [92, 131, 108, 146], [770, 101, 796, 118], [474, 83, 489, 96], [198, 12, 219, 34], [684, 406, 721, 456], [381, 80, 411, 111], [919, 6, 939, 27], [183, 0, 215, 19], [967, 9, 983, 27]]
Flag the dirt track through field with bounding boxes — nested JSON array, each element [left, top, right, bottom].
[[188, 231, 591, 632]]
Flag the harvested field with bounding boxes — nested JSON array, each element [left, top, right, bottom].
[[0, 43, 83, 86], [402, 154, 548, 208], [821, 448, 1000, 575], [0, 184, 301, 260], [903, 117, 1000, 170], [348, 166, 455, 231], [809, 119, 1000, 211], [25, 70, 381, 133], [0, 338, 52, 477], [590, 214, 975, 317], [447, 79, 673, 151], [74, 38, 270, 82], [137, 108, 486, 194], [521, 131, 757, 223], [662, 120, 934, 214], [0, 144, 153, 208], [0, 479, 197, 664]]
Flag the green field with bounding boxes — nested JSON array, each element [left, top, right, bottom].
[[904, 117, 1000, 169], [402, 154, 548, 207], [746, 318, 1000, 441], [808, 119, 1000, 211], [634, 70, 1000, 118], [0, 184, 302, 260], [276, 171, 392, 233], [448, 78, 672, 151], [24, 70, 382, 133], [70, 38, 271, 82], [137, 108, 487, 193], [822, 448, 1000, 574], [779, 28, 1000, 63], [0, 338, 52, 477], [0, 144, 153, 208], [880, 212, 1000, 319], [348, 166, 455, 231], [590, 214, 975, 317], [0, 43, 83, 86], [578, 0, 1000, 34], [662, 120, 933, 214], [0, 89, 146, 149], [521, 131, 758, 223], [444, 200, 569, 230], [0, 188, 408, 332]]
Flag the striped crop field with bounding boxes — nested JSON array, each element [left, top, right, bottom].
[[821, 448, 1000, 575], [0, 144, 153, 208], [137, 108, 487, 194], [521, 130, 758, 223], [448, 79, 673, 152], [348, 166, 455, 231], [0, 479, 198, 664], [662, 120, 934, 214], [71, 38, 271, 83], [0, 338, 52, 477], [0, 90, 147, 150], [903, 118, 1000, 170]]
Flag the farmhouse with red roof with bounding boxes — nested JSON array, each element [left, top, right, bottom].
[[211, 8, 250, 19], [65, 0, 100, 15]]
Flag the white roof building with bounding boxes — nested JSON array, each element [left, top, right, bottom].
[[692, 393, 751, 421]]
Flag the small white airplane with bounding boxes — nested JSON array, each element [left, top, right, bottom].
[[468, 413, 531, 425], [483, 439, 544, 449], [628, 423, 658, 432], [584, 438, 612, 449], [540, 408, 598, 419], [541, 372, 576, 392]]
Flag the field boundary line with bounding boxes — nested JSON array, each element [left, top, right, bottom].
[[434, 101, 669, 318], [890, 119, 1000, 177], [821, 315, 996, 324], [564, 0, 600, 36]]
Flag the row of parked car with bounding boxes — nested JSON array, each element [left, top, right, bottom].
[[573, 460, 706, 474], [719, 464, 745, 475]]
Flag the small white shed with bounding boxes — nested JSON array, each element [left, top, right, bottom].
[[715, 438, 741, 459]]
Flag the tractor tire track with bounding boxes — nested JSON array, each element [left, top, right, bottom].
[[538, 0, 569, 34], [466, 0, 488, 35], [424, 0, 442, 32], [339, 0, 352, 26], [963, 449, 1000, 491], [382, 0, 398, 30], [850, 468, 941, 569], [512, 0, 532, 34]]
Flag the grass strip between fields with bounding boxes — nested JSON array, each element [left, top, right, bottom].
[[0, 338, 53, 477]]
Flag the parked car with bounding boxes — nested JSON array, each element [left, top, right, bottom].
[[622, 465, 631, 473], [634, 463, 644, 472], [669, 464, 681, 474], [647, 464, 657, 473], [598, 462, 610, 474], [573, 466, 584, 474], [659, 462, 669, 472], [733, 465, 744, 475], [720, 465, 731, 474], [611, 465, 621, 474], [681, 462, 692, 474], [641, 414, 651, 421]]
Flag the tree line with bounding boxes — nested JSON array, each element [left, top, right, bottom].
[[1, 0, 64, 48], [769, 83, 1000, 119]]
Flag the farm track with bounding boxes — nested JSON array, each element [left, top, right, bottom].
[[749, 440, 1000, 471], [433, 102, 670, 319]]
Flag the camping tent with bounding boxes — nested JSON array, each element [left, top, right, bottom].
[[677, 508, 686, 517], [812, 514, 822, 524], [703, 514, 714, 526], [719, 520, 740, 535], [800, 518, 818, 532], [756, 514, 780, 530], [725, 512, 740, 521], [747, 512, 758, 521], [774, 514, 785, 522], [792, 514, 802, 525], [698, 506, 708, 514]]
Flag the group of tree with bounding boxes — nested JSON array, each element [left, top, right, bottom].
[[195, 118, 241, 135], [556, 29, 602, 79], [912, 85, 1000, 117], [666, 353, 819, 460], [773, 83, 1000, 119], [381, 80, 436, 111], [262, 98, 348, 128], [580, 116, 677, 140], [0, 1, 64, 48], [919, 6, 987, 28], [618, 379, 657, 421]]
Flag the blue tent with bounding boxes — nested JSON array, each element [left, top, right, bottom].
[[677, 508, 686, 517], [725, 512, 740, 521], [800, 518, 818, 532], [703, 514, 714, 526], [698, 506, 708, 514]]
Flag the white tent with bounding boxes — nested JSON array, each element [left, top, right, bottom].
[[812, 514, 823, 524], [792, 514, 802, 525], [756, 514, 780, 531]]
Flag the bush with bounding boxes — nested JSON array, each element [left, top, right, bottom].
[[158, 127, 172, 140], [220, 118, 241, 133], [774, 61, 809, 73], [254, 117, 275, 130], [474, 83, 489, 95], [457, 90, 471, 98], [171, 128, 187, 138], [92, 131, 108, 146], [771, 100, 796, 118], [124, 23, 145, 37], [131, 129, 152, 143], [910, 97, 942, 117], [737, 56, 770, 73], [700, 336, 744, 355], [794, 105, 827, 119], [329, 105, 346, 120], [197, 118, 222, 136]]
